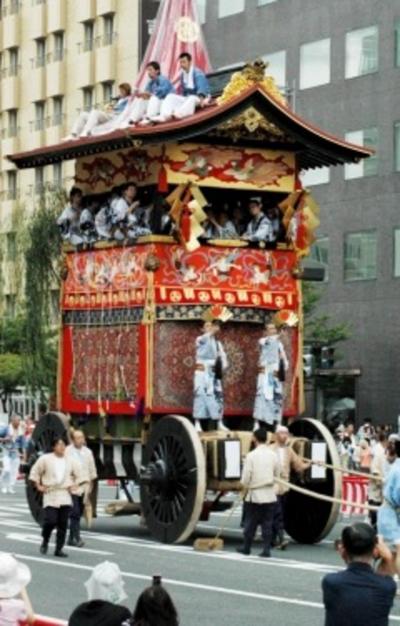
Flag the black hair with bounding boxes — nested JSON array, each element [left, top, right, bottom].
[[395, 439, 400, 457], [69, 186, 83, 200], [121, 182, 137, 193], [179, 52, 192, 61], [147, 61, 161, 73], [131, 585, 179, 626], [51, 437, 66, 450], [38, 403, 47, 415], [253, 428, 267, 444], [341, 523, 376, 558], [363, 418, 372, 424]]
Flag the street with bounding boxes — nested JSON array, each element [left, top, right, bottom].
[[0, 484, 399, 625]]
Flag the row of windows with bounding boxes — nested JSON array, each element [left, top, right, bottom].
[[311, 230, 400, 282], [3, 163, 63, 201]]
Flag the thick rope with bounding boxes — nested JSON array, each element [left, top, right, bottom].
[[299, 456, 381, 482]]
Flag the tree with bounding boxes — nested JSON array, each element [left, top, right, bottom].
[[0, 353, 24, 412], [303, 283, 350, 348], [0, 315, 28, 354]]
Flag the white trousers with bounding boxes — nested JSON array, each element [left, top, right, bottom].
[[1, 454, 20, 489], [128, 96, 162, 122], [157, 94, 200, 120], [71, 110, 113, 136]]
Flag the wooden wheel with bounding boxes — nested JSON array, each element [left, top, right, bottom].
[[140, 415, 206, 544], [26, 412, 69, 525], [285, 418, 341, 544]]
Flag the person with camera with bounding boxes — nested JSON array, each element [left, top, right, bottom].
[[193, 318, 228, 432], [253, 322, 289, 431], [322, 522, 396, 626]]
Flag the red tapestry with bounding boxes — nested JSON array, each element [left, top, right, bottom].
[[70, 326, 139, 401], [153, 322, 295, 415]]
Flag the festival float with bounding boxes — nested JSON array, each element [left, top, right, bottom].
[[8, 0, 372, 544]]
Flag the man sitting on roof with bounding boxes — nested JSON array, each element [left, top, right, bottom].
[[62, 83, 132, 141], [146, 52, 211, 124], [122, 61, 174, 127]]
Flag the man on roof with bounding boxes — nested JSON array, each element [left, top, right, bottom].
[[123, 61, 174, 127], [146, 52, 211, 124]]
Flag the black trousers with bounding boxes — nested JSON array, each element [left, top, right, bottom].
[[243, 502, 275, 552], [70, 495, 84, 536], [42, 505, 71, 551], [272, 494, 288, 540]]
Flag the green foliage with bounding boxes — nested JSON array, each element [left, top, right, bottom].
[[0, 315, 27, 354], [0, 353, 24, 410], [303, 283, 350, 346], [23, 191, 64, 394]]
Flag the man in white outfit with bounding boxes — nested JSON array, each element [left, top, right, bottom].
[[150, 52, 211, 124], [0, 415, 26, 494], [63, 83, 131, 140]]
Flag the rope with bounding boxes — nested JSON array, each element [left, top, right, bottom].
[[274, 477, 379, 512], [299, 456, 382, 482]]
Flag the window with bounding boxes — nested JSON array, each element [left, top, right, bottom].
[[218, 0, 244, 19], [344, 231, 377, 281], [301, 166, 330, 187], [34, 166, 44, 194], [6, 232, 16, 261], [102, 81, 114, 104], [310, 236, 329, 280], [7, 109, 18, 137], [345, 26, 378, 79], [300, 38, 330, 89], [196, 0, 206, 24], [53, 163, 62, 186], [34, 101, 45, 131], [83, 20, 94, 52], [9, 0, 20, 15], [7, 170, 17, 200], [396, 20, 400, 67], [53, 31, 64, 62], [344, 127, 378, 179], [52, 96, 63, 126], [103, 14, 114, 45], [35, 38, 46, 68], [394, 122, 400, 171], [83, 87, 94, 111], [8, 47, 19, 76], [5, 295, 16, 318], [262, 50, 286, 88]]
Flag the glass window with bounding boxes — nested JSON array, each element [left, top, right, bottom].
[[262, 50, 286, 87], [344, 127, 378, 179], [53, 163, 62, 186], [300, 38, 330, 89], [218, 0, 245, 19], [102, 81, 114, 104], [83, 87, 94, 111], [345, 26, 378, 78], [8, 109, 18, 137], [53, 31, 64, 62], [34, 166, 44, 195], [35, 38, 46, 68], [9, 47, 19, 76], [310, 236, 329, 280], [7, 170, 17, 200], [83, 20, 94, 52], [301, 167, 330, 187], [344, 231, 377, 281], [52, 96, 63, 126], [196, 0, 206, 24], [103, 14, 114, 45], [6, 232, 16, 261], [34, 101, 45, 130]]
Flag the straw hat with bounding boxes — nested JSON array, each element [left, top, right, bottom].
[[0, 553, 31, 598], [84, 561, 127, 604]]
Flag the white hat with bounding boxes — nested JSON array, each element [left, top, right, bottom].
[[276, 425, 289, 434], [85, 561, 127, 604], [0, 553, 31, 599]]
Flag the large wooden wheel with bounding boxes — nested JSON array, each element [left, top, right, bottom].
[[140, 415, 206, 544], [285, 418, 341, 544], [26, 412, 69, 525]]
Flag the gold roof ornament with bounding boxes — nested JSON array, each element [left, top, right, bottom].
[[217, 59, 287, 107]]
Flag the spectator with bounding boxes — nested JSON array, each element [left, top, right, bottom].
[[357, 418, 376, 442], [322, 523, 396, 626], [378, 438, 400, 576], [69, 561, 131, 626], [368, 433, 388, 530], [0, 553, 34, 625], [0, 415, 26, 495], [129, 584, 179, 626], [359, 439, 372, 473]]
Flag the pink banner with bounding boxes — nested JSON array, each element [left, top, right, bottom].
[[136, 0, 212, 89]]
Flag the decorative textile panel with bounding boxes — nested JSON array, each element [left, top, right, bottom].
[[70, 326, 139, 401], [153, 321, 295, 415]]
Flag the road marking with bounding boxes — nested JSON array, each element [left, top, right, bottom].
[[11, 553, 400, 620], [6, 533, 113, 556]]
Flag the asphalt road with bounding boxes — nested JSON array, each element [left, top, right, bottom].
[[1, 484, 400, 626]]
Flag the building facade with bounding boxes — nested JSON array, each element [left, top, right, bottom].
[[200, 0, 400, 422]]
